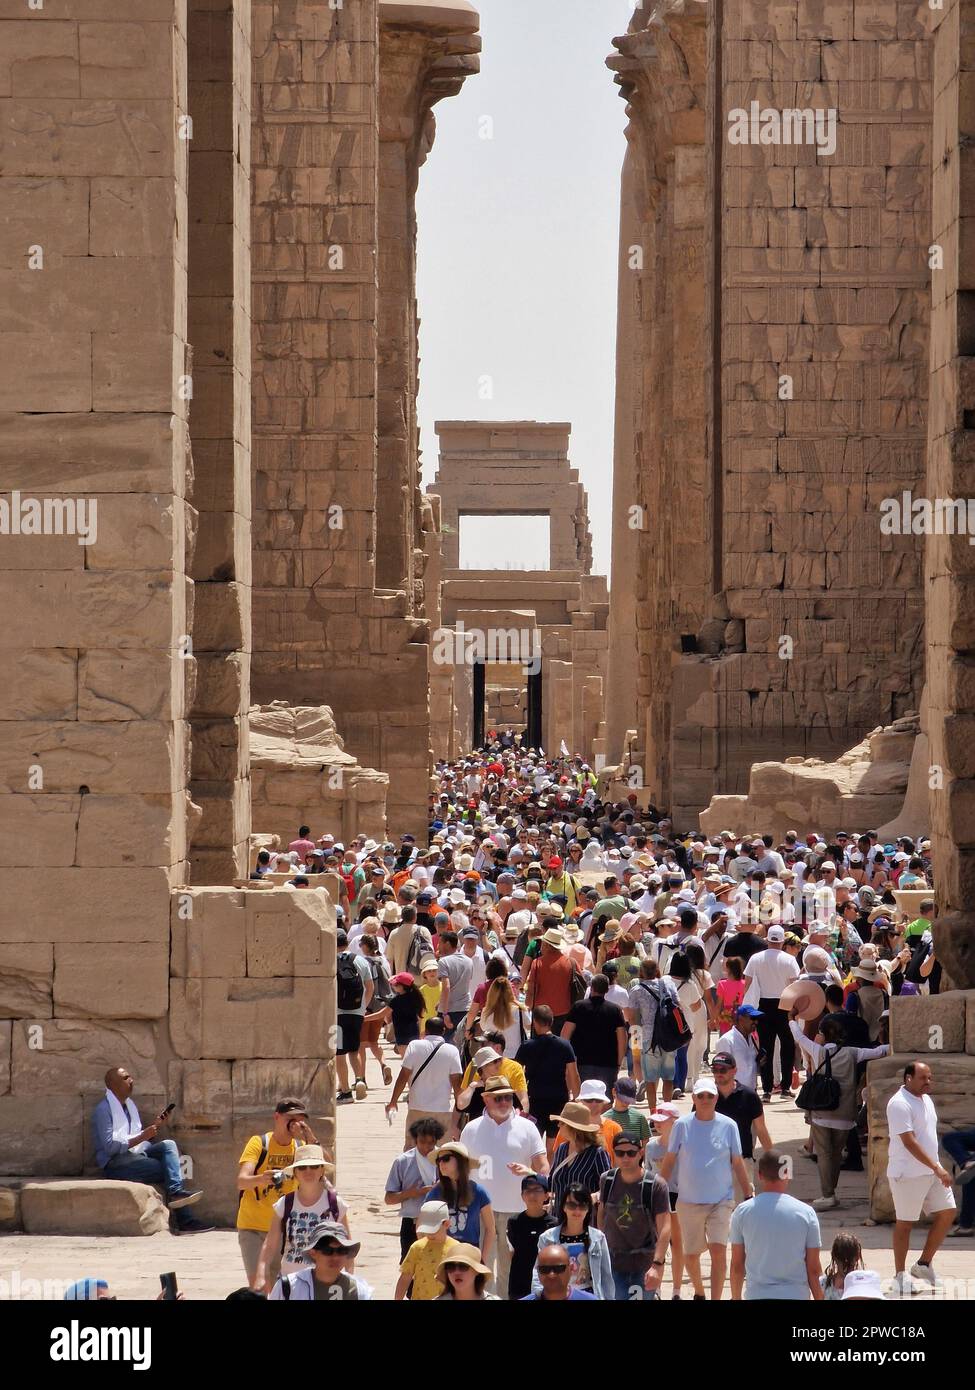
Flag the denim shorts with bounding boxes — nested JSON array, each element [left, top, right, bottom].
[[641, 1048, 676, 1083]]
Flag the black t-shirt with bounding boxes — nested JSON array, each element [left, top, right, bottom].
[[564, 997, 626, 1067], [516, 1033, 576, 1101], [824, 1009, 870, 1048], [505, 1210, 556, 1300], [715, 1082, 764, 1158], [721, 931, 765, 964]]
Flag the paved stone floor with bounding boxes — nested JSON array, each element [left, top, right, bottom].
[[2, 1037, 974, 1300]]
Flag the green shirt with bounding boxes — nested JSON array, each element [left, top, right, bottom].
[[609, 1105, 650, 1144], [904, 916, 930, 941], [593, 895, 627, 922]]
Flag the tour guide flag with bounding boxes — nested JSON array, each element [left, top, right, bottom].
[[559, 740, 569, 757]]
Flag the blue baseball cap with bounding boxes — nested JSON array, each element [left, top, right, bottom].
[[736, 1004, 763, 1018], [521, 1172, 549, 1192]]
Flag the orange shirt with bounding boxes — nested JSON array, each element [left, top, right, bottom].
[[555, 1116, 621, 1153], [527, 953, 573, 1016]]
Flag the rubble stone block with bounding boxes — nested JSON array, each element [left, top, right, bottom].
[[21, 1179, 169, 1236]]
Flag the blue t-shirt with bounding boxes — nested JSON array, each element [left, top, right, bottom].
[[428, 1180, 491, 1246], [729, 1191, 821, 1300], [666, 1112, 741, 1204]]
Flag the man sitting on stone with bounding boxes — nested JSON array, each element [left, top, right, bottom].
[[93, 1067, 211, 1234]]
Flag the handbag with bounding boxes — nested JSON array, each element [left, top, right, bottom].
[[795, 1045, 844, 1112]]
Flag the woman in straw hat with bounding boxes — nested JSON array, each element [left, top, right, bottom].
[[427, 1141, 495, 1264], [254, 1145, 348, 1293], [433, 1243, 501, 1301], [548, 1101, 611, 1212], [531, 1182, 615, 1301]]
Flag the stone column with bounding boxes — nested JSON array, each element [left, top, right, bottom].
[[187, 0, 252, 883], [603, 142, 641, 765], [927, 0, 975, 989], [377, 2, 480, 597], [606, 3, 708, 807], [0, 0, 191, 1169]]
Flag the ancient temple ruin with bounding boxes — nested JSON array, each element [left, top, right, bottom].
[[427, 421, 608, 757], [1, 0, 974, 1238]]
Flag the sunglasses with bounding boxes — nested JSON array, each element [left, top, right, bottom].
[[539, 1264, 569, 1274], [436, 1154, 455, 1164], [444, 1262, 473, 1274], [317, 1247, 345, 1256], [711, 1064, 734, 1073], [614, 1148, 639, 1158]]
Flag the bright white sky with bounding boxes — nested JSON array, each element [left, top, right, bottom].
[[416, 0, 635, 578]]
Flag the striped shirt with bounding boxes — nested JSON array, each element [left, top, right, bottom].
[[549, 1140, 611, 1211]]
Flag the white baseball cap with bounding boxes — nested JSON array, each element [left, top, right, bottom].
[[692, 1078, 718, 1096]]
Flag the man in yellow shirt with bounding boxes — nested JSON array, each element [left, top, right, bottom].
[[237, 1098, 318, 1286], [543, 857, 582, 914], [459, 1035, 529, 1112], [394, 1201, 459, 1300]]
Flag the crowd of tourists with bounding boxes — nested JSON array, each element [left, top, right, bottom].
[[76, 738, 975, 1302]]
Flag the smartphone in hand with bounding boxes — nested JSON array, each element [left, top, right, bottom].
[[159, 1272, 179, 1301]]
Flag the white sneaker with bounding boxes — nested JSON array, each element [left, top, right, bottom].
[[892, 1270, 915, 1298], [354, 1077, 368, 1100], [909, 1261, 938, 1288], [812, 1195, 838, 1210]]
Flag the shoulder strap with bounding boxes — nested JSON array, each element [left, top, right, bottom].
[[599, 1167, 619, 1206], [238, 1131, 272, 1210], [281, 1275, 292, 1301], [280, 1191, 296, 1254], [641, 1174, 657, 1214], [409, 1039, 445, 1088]]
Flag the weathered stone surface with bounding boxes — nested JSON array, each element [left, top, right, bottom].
[[0, 1096, 83, 1175], [53, 943, 169, 1020], [10, 1018, 164, 1096], [0, 1020, 9, 1094], [889, 990, 971, 1056], [0, 1181, 20, 1230], [700, 714, 919, 839], [20, 1180, 169, 1237], [0, 944, 53, 1018]]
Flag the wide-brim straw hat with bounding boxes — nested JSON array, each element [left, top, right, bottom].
[[540, 927, 566, 950], [778, 979, 826, 1021], [554, 1101, 601, 1134], [432, 1141, 480, 1168], [435, 1243, 492, 1287]]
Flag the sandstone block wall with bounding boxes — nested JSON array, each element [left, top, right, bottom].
[[607, 0, 928, 823], [249, 0, 479, 838], [926, 0, 975, 991], [0, 4, 340, 1215]]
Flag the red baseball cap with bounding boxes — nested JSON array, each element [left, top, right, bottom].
[[549, 857, 564, 871]]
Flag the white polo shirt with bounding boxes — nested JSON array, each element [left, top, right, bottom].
[[462, 1111, 547, 1213], [886, 1086, 940, 1179], [401, 1038, 462, 1113]]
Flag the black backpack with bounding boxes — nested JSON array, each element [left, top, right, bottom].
[[795, 1046, 844, 1112], [336, 952, 364, 1012], [645, 982, 691, 1053]]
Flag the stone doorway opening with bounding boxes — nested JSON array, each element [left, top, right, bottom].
[[472, 659, 542, 749]]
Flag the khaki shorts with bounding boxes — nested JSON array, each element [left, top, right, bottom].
[[238, 1228, 282, 1288], [890, 1174, 956, 1222], [676, 1199, 734, 1256]]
